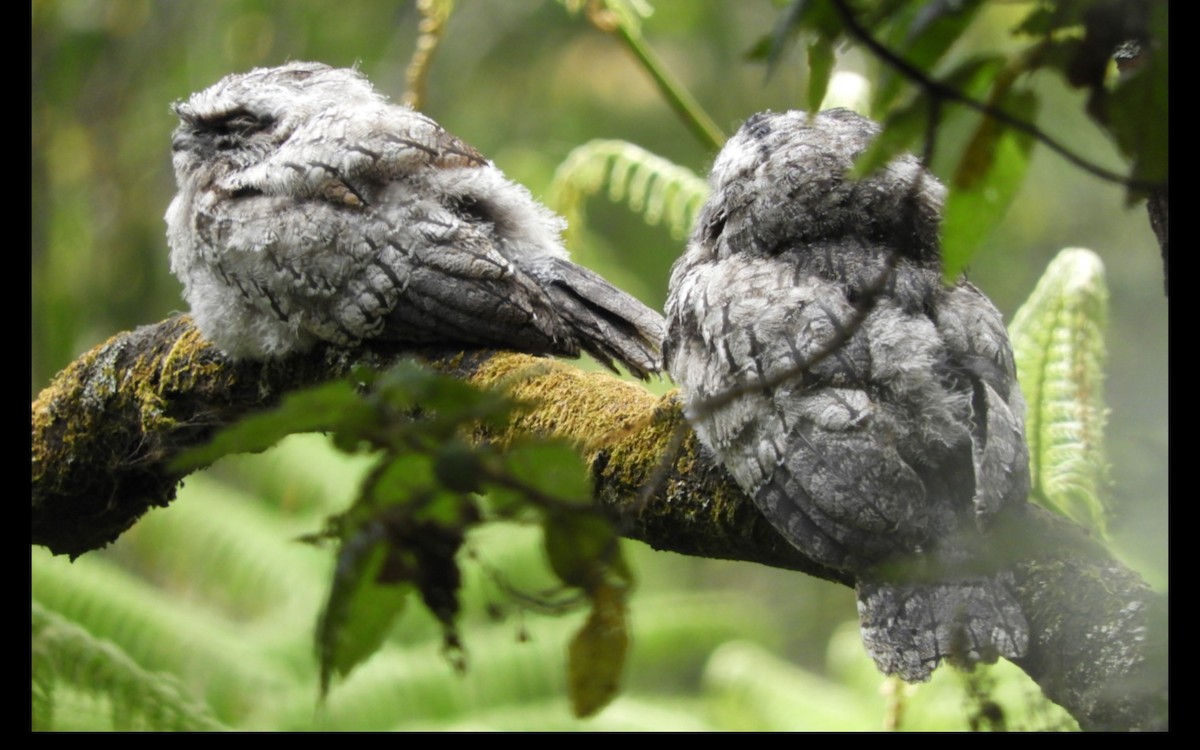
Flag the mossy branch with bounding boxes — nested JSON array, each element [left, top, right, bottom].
[[31, 315, 1164, 730]]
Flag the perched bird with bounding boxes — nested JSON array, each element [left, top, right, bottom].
[[166, 62, 663, 377], [665, 109, 1030, 681]]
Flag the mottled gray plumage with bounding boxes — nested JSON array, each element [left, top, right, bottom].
[[665, 109, 1030, 681], [166, 62, 663, 377]]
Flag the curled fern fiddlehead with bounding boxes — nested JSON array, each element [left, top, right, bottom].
[[1010, 247, 1111, 536]]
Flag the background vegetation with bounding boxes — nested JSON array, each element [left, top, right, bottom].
[[32, 0, 1165, 731]]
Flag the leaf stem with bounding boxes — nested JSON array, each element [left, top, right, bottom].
[[611, 21, 725, 151], [829, 0, 1159, 192], [403, 0, 455, 111]]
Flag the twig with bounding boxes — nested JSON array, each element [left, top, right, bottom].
[[829, 0, 1159, 192], [403, 0, 455, 111], [594, 11, 725, 151]]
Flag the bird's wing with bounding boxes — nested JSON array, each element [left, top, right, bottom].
[[935, 282, 1031, 523], [206, 98, 662, 373], [669, 251, 947, 570]]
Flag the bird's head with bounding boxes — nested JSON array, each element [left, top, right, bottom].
[[169, 62, 382, 181], [697, 108, 945, 267]]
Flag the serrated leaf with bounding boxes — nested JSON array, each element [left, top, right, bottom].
[[567, 581, 629, 718], [941, 92, 1037, 279], [172, 380, 368, 471], [316, 525, 411, 695], [1009, 248, 1110, 536]]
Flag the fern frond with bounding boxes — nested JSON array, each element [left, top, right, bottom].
[[550, 139, 709, 245], [32, 601, 227, 731], [32, 547, 289, 721], [1010, 248, 1111, 536]]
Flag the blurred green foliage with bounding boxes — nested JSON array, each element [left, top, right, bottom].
[[33, 432, 1076, 731], [32, 0, 1165, 731]]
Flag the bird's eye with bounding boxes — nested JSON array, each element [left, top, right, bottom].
[[206, 109, 274, 137]]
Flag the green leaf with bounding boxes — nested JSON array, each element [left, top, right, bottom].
[[1108, 41, 1168, 191], [433, 440, 485, 495], [941, 91, 1038, 279], [361, 451, 477, 540], [371, 360, 514, 430], [316, 525, 411, 696], [1011, 3, 1083, 37], [567, 581, 629, 718], [505, 440, 593, 507], [942, 53, 1008, 101], [904, 0, 983, 66], [1009, 248, 1110, 536], [762, 0, 808, 75], [544, 513, 602, 589], [875, 0, 984, 112], [544, 512, 631, 591], [744, 33, 774, 63], [171, 380, 369, 471], [360, 453, 439, 518], [754, 0, 845, 81], [806, 36, 835, 113], [372, 451, 434, 496], [862, 54, 1005, 179]]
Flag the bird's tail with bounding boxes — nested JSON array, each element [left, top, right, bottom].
[[856, 574, 1028, 682], [544, 257, 665, 379]]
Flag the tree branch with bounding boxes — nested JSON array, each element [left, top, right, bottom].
[[1147, 184, 1168, 295], [31, 315, 1165, 730], [829, 0, 1160, 193]]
